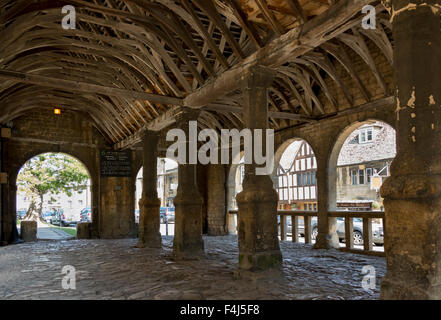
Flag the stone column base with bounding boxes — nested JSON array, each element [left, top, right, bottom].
[[236, 183, 282, 271], [21, 221, 37, 242], [314, 217, 340, 249], [173, 195, 205, 259], [76, 222, 92, 239], [380, 197, 441, 299], [136, 197, 162, 248]]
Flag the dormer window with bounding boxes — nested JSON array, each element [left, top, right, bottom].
[[359, 127, 373, 143]]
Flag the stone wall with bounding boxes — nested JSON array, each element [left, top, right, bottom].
[[0, 109, 138, 244]]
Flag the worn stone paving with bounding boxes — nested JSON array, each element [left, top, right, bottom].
[[0, 235, 385, 300]]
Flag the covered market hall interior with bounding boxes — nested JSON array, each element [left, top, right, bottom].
[[0, 0, 440, 300]]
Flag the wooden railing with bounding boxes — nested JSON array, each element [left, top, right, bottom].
[[328, 211, 385, 256], [228, 210, 385, 257]]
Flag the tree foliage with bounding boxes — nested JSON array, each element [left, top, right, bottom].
[[17, 153, 89, 220]]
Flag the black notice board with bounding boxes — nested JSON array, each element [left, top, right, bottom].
[[100, 150, 132, 177]]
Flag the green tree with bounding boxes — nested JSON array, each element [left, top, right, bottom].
[[17, 153, 89, 222]]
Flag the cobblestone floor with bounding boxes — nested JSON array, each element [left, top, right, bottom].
[[0, 235, 385, 300]]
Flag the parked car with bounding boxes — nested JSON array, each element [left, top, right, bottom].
[[42, 211, 53, 223], [160, 207, 175, 223], [80, 207, 92, 222], [134, 209, 139, 224], [61, 210, 81, 226], [281, 215, 383, 246], [16, 209, 26, 220], [48, 210, 61, 225], [167, 207, 175, 222]]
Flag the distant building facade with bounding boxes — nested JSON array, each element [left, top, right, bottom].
[[274, 121, 396, 211], [275, 140, 317, 211], [17, 182, 91, 215], [336, 122, 396, 211], [135, 158, 178, 209]]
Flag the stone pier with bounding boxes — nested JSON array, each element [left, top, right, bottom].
[[236, 66, 282, 271], [380, 0, 441, 299], [173, 110, 205, 259], [137, 131, 162, 248]]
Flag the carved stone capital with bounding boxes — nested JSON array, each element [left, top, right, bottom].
[[381, 173, 441, 200]]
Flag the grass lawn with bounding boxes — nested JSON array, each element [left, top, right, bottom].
[[51, 226, 77, 237]]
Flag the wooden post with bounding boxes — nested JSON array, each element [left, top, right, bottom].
[[304, 216, 312, 244], [280, 214, 286, 241], [345, 217, 354, 249], [363, 217, 373, 251], [292, 215, 299, 243]]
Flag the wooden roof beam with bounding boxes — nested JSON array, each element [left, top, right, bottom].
[[0, 70, 184, 106], [183, 0, 375, 108]]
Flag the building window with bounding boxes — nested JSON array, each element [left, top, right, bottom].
[[366, 168, 373, 183], [297, 173, 302, 186], [351, 169, 358, 185], [78, 200, 83, 207], [308, 204, 312, 211], [359, 127, 373, 143], [313, 204, 317, 211], [359, 169, 365, 185], [303, 204, 307, 210]]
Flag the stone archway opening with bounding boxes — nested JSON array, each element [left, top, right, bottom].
[[226, 151, 245, 235], [329, 120, 396, 253], [16, 152, 92, 241], [274, 138, 318, 244], [135, 158, 178, 236]]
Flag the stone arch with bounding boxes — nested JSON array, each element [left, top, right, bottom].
[[14, 151, 95, 237], [226, 150, 244, 234], [13, 151, 93, 185], [327, 119, 397, 211], [272, 137, 318, 211], [273, 135, 317, 177], [227, 150, 245, 210], [134, 157, 179, 234]]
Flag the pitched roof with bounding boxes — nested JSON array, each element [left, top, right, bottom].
[[337, 122, 396, 166], [279, 140, 303, 170]]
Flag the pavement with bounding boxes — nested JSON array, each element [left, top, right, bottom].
[[18, 220, 74, 241], [0, 235, 386, 300], [37, 225, 74, 241]]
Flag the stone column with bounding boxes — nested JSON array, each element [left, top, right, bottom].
[[207, 164, 227, 235], [380, 0, 441, 299], [173, 110, 204, 258], [314, 153, 339, 249], [236, 66, 282, 271], [137, 130, 162, 248]]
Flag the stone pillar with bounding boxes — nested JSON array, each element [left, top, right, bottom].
[[21, 221, 37, 242], [99, 175, 136, 239], [207, 164, 227, 235], [173, 110, 205, 258], [137, 131, 162, 248], [197, 163, 208, 234], [76, 222, 91, 239], [90, 181, 100, 239], [380, 0, 441, 299], [236, 66, 282, 271], [314, 153, 339, 249]]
